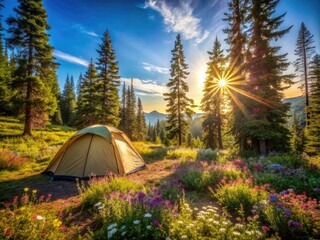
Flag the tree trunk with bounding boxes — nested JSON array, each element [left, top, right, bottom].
[[23, 80, 32, 136], [302, 29, 310, 125], [217, 97, 223, 150]]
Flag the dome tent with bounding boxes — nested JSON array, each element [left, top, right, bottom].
[[45, 125, 145, 180]]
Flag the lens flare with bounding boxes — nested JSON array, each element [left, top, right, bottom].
[[218, 79, 227, 87]]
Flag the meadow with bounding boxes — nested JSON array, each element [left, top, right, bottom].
[[0, 117, 320, 239]]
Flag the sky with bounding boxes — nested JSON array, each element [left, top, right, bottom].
[[2, 0, 320, 113]]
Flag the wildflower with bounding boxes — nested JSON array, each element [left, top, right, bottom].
[[245, 230, 254, 235], [194, 207, 198, 211], [213, 220, 219, 225], [189, 223, 194, 227], [153, 219, 161, 227], [94, 202, 102, 207], [53, 219, 62, 228], [222, 221, 228, 225], [235, 223, 244, 228], [233, 231, 240, 236], [288, 221, 302, 228], [262, 226, 270, 231], [24, 187, 29, 192], [269, 194, 278, 202], [39, 195, 45, 201], [36, 215, 44, 220], [166, 238, 172, 240], [144, 213, 152, 218], [121, 225, 126, 230], [287, 189, 294, 193], [146, 225, 152, 230], [177, 220, 184, 224], [108, 228, 117, 239], [121, 231, 126, 236], [32, 189, 37, 194], [98, 205, 105, 210], [207, 218, 213, 222], [202, 206, 207, 210], [107, 223, 117, 230], [133, 220, 140, 224], [219, 228, 226, 232], [214, 213, 219, 217], [284, 208, 291, 217], [197, 215, 205, 220], [181, 235, 188, 239], [60, 226, 67, 231], [47, 193, 52, 199]]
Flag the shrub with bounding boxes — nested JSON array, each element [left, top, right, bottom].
[[214, 179, 268, 216], [132, 142, 168, 162], [196, 148, 217, 161], [79, 175, 145, 207], [0, 150, 28, 170], [166, 148, 198, 160], [264, 154, 307, 169], [0, 189, 70, 239]]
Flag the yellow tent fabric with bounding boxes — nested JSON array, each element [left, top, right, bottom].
[[45, 125, 145, 179]]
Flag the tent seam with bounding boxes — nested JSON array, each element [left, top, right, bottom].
[[82, 134, 94, 177]]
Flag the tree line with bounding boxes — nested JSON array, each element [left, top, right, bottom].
[[0, 0, 319, 155]]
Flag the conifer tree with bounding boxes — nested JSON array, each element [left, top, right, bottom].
[[164, 34, 195, 146], [61, 75, 76, 125], [7, 0, 58, 135], [125, 79, 137, 139], [223, 0, 248, 151], [75, 61, 98, 128], [96, 30, 120, 126], [136, 98, 147, 141], [201, 37, 226, 149], [245, 0, 293, 154], [119, 82, 127, 131], [294, 23, 315, 125], [0, 1, 12, 115], [76, 73, 83, 100], [305, 54, 320, 155]]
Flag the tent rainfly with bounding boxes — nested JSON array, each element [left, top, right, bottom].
[[45, 125, 145, 180]]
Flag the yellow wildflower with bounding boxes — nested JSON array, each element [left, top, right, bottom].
[[53, 219, 62, 228], [32, 189, 37, 194], [24, 187, 29, 192]]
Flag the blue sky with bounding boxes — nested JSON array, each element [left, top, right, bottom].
[[2, 0, 320, 113]]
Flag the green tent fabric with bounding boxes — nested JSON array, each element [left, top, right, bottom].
[[45, 125, 146, 180]]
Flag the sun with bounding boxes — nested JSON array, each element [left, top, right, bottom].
[[218, 78, 227, 87]]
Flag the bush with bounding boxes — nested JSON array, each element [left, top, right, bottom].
[[0, 150, 28, 170], [132, 142, 168, 162], [79, 176, 145, 207], [197, 149, 217, 161], [214, 179, 268, 216], [0, 189, 70, 239], [166, 148, 198, 160], [264, 154, 307, 169]]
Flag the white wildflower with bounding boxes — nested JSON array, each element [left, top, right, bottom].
[[197, 215, 205, 220], [107, 228, 117, 239], [107, 223, 117, 230], [213, 220, 219, 225], [219, 228, 226, 232], [121, 231, 126, 236], [146, 225, 152, 230], [98, 205, 105, 210], [177, 220, 184, 224], [188, 223, 194, 227], [121, 225, 126, 230], [233, 231, 240, 236], [166, 237, 172, 240], [133, 220, 140, 224], [214, 214, 219, 217], [194, 208, 198, 211], [235, 223, 244, 228], [207, 218, 213, 222], [202, 206, 207, 210], [94, 202, 102, 207], [144, 213, 152, 218], [222, 221, 228, 225], [181, 235, 188, 239], [36, 215, 44, 220], [213, 207, 218, 210]]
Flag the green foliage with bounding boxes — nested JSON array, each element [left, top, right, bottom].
[[136, 98, 147, 141], [305, 54, 320, 155], [0, 189, 70, 239], [125, 79, 138, 139], [132, 142, 168, 162], [166, 148, 198, 160], [196, 149, 217, 161], [60, 75, 76, 125], [164, 34, 194, 146], [214, 180, 268, 216], [79, 176, 145, 207]]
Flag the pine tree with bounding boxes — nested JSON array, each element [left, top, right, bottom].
[[201, 37, 226, 149], [294, 23, 315, 125], [60, 75, 76, 125], [76, 73, 83, 100], [291, 113, 305, 154], [136, 98, 147, 141], [244, 0, 293, 154], [75, 60, 98, 128], [96, 30, 120, 126], [305, 54, 320, 155], [223, 0, 248, 151], [7, 0, 58, 135], [119, 82, 127, 131], [0, 1, 12, 115], [164, 34, 195, 146], [125, 79, 137, 139]]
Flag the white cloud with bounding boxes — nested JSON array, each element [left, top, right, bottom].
[[146, 0, 209, 44], [121, 77, 167, 97], [72, 24, 99, 37], [53, 50, 89, 67], [142, 62, 169, 74]]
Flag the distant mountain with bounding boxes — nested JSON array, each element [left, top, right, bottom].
[[144, 111, 167, 125]]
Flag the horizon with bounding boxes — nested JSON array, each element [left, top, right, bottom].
[[2, 0, 320, 113]]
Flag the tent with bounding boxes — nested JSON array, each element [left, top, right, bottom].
[[45, 125, 145, 180]]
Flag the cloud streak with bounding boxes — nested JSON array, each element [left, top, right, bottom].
[[53, 50, 89, 67], [143, 62, 169, 74], [145, 0, 209, 44], [121, 77, 167, 97], [72, 24, 99, 37]]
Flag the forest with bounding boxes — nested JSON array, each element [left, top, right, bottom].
[[0, 0, 319, 239]]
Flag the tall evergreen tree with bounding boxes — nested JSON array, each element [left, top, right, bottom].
[[244, 0, 293, 154], [96, 30, 120, 126], [223, 0, 248, 151], [75, 61, 98, 128], [201, 37, 226, 149], [136, 98, 147, 141], [60, 75, 76, 125], [294, 22, 315, 125], [305, 54, 320, 155], [0, 1, 12, 115], [164, 34, 195, 146], [119, 82, 127, 131], [76, 73, 83, 100], [7, 0, 58, 135], [125, 79, 137, 140]]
